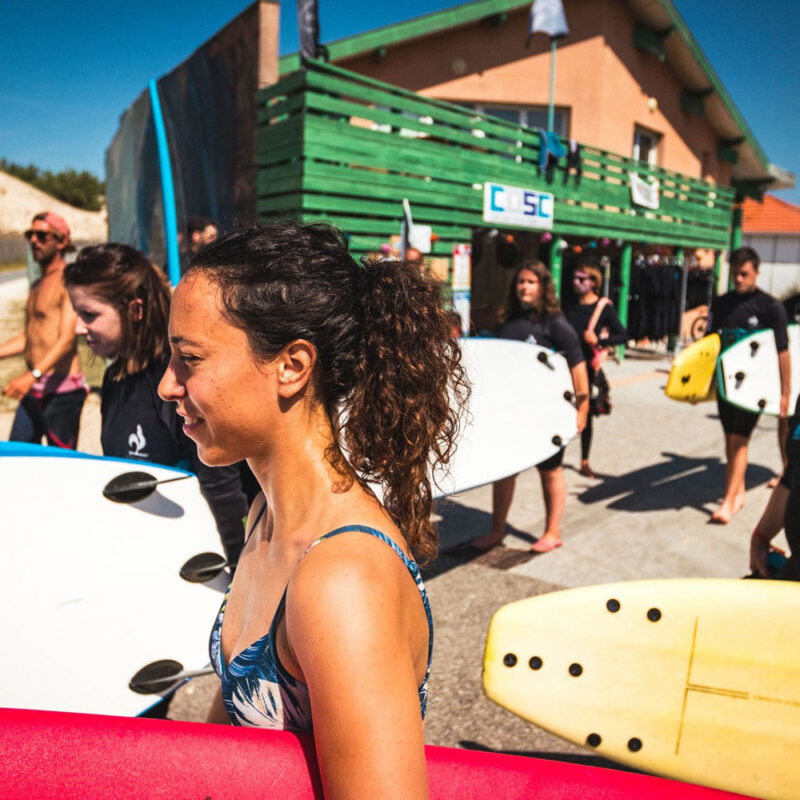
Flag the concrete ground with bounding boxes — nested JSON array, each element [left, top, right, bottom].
[[1, 274, 787, 765]]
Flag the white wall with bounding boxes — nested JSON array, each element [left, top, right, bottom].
[[742, 234, 800, 299]]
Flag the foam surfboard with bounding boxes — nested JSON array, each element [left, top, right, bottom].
[[0, 443, 228, 717], [665, 333, 720, 402], [717, 324, 800, 415], [432, 337, 578, 497], [483, 579, 800, 800], [0, 708, 751, 799]]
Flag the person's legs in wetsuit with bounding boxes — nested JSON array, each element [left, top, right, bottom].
[[712, 395, 759, 523]]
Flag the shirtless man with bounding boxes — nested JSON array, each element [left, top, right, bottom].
[[0, 212, 88, 448]]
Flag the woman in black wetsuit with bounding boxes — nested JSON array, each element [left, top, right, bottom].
[[471, 260, 589, 553], [64, 244, 249, 565], [565, 260, 627, 479]]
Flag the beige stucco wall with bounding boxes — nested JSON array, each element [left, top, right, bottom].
[[341, 0, 730, 184]]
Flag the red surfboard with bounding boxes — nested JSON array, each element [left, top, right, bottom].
[[0, 708, 751, 799]]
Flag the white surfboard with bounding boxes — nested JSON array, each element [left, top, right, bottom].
[[0, 444, 228, 717], [718, 324, 799, 415], [432, 338, 578, 497]]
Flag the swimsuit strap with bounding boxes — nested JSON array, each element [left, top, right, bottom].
[[302, 525, 434, 674], [244, 501, 268, 545]]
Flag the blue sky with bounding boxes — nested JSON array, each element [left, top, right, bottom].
[[1, 0, 798, 203]]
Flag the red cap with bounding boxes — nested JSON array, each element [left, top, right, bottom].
[[35, 211, 71, 241]]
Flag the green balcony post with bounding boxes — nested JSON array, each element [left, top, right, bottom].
[[731, 205, 743, 251], [550, 237, 565, 301], [618, 242, 632, 326], [616, 242, 633, 361], [729, 205, 743, 289]]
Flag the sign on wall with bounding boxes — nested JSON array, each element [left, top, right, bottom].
[[482, 182, 554, 230]]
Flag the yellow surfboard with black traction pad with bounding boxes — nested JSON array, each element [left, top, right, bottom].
[[483, 579, 800, 800], [665, 334, 720, 402]]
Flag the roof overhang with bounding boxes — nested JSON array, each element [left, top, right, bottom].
[[627, 0, 793, 189]]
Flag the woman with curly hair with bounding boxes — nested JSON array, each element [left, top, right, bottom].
[[470, 260, 589, 553], [158, 221, 468, 797]]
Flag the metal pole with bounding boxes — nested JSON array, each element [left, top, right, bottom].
[[547, 38, 557, 131], [675, 248, 687, 354], [148, 79, 180, 285], [400, 198, 413, 259], [712, 250, 722, 304]]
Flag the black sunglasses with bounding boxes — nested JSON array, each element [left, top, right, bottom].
[[24, 230, 59, 243]]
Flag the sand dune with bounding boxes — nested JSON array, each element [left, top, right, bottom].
[[0, 169, 106, 241]]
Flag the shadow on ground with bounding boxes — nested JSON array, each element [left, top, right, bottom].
[[426, 499, 552, 579], [576, 451, 774, 515]]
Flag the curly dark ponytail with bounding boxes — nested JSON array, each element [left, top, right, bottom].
[[188, 221, 469, 562]]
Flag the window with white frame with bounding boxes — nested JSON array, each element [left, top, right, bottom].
[[633, 125, 662, 165], [458, 103, 571, 137]]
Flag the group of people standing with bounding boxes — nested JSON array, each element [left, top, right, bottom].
[[470, 254, 627, 553], [2, 211, 798, 795]]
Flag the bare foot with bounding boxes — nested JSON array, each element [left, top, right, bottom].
[[709, 508, 730, 524], [531, 533, 563, 553], [469, 532, 505, 551], [579, 462, 596, 479], [710, 494, 745, 524]]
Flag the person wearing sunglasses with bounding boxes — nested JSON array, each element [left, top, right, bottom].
[[0, 212, 88, 449], [565, 258, 627, 479]]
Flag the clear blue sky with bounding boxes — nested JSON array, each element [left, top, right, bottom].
[[1, 0, 798, 203]]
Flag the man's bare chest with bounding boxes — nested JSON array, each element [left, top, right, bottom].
[[28, 275, 65, 320]]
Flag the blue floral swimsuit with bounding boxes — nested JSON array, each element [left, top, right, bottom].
[[209, 509, 434, 731]]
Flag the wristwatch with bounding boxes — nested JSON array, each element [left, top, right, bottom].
[[31, 368, 42, 380]]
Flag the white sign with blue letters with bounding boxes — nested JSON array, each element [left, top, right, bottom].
[[482, 182, 554, 230]]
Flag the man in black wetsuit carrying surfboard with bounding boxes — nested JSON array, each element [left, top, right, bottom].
[[708, 247, 790, 524]]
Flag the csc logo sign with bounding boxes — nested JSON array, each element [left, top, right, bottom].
[[482, 182, 554, 230]]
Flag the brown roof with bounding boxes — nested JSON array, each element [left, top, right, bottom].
[[742, 194, 800, 234]]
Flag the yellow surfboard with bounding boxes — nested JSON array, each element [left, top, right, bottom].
[[665, 334, 720, 402], [483, 579, 800, 800]]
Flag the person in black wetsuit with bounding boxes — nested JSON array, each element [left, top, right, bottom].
[[749, 393, 800, 580], [565, 259, 627, 479], [707, 247, 790, 524], [64, 244, 249, 565], [470, 259, 589, 553]]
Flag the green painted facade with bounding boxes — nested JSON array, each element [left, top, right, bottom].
[[257, 60, 735, 270]]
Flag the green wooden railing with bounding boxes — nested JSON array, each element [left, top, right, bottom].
[[256, 60, 735, 260]]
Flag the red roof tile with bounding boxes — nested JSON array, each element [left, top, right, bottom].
[[742, 195, 800, 234]]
